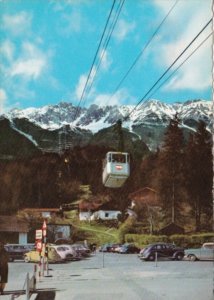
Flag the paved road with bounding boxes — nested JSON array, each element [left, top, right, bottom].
[[4, 252, 214, 300]]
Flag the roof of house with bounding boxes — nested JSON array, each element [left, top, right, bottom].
[[79, 198, 121, 212], [159, 222, 185, 235], [128, 187, 159, 206], [0, 215, 29, 233], [79, 200, 102, 212], [23, 208, 60, 213], [96, 201, 120, 211]]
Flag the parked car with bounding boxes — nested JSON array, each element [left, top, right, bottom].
[[54, 238, 72, 245], [24, 244, 65, 263], [139, 242, 184, 261], [56, 244, 81, 261], [119, 244, 140, 254], [184, 242, 214, 261], [4, 244, 34, 262], [99, 243, 113, 252], [70, 244, 91, 257], [109, 243, 122, 253], [138, 248, 145, 257]]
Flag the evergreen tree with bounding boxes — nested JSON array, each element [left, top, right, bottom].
[[156, 114, 185, 225], [185, 120, 212, 231]]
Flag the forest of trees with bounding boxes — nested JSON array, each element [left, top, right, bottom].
[[0, 117, 212, 232]]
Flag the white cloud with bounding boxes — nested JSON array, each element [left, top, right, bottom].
[[62, 10, 82, 34], [52, 0, 88, 10], [2, 11, 32, 36], [11, 58, 46, 79], [152, 0, 212, 91], [0, 89, 7, 114], [99, 49, 112, 71], [113, 19, 136, 42], [164, 40, 212, 91], [93, 88, 132, 107], [75, 74, 87, 100], [0, 40, 14, 62], [74, 52, 112, 101], [9, 42, 48, 80]]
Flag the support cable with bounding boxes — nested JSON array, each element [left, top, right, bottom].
[[85, 0, 125, 102], [143, 32, 212, 103], [124, 18, 212, 121], [73, 0, 117, 121], [108, 0, 179, 103]]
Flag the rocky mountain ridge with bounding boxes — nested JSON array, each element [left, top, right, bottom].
[[1, 99, 212, 154]]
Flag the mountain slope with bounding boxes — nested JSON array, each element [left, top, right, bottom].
[[0, 117, 41, 159], [2, 99, 212, 153]]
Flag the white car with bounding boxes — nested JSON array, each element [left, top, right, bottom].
[[56, 244, 80, 261], [184, 242, 214, 261]]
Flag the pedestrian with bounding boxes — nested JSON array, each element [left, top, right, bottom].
[[0, 242, 9, 295]]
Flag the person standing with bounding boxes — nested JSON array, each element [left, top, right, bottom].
[[0, 242, 9, 295]]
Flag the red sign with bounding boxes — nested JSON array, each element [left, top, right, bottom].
[[42, 220, 47, 237], [42, 220, 47, 229], [116, 165, 123, 170], [36, 240, 42, 252]]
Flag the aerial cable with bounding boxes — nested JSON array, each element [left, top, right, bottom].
[[73, 0, 117, 121], [143, 32, 212, 103], [84, 0, 126, 101], [124, 18, 212, 121], [108, 0, 180, 103]]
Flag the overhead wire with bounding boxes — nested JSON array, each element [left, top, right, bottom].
[[144, 32, 212, 102], [84, 0, 126, 103], [123, 18, 212, 121], [73, 0, 117, 121], [108, 0, 180, 103]]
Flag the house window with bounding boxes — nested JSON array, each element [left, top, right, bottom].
[[105, 213, 109, 218]]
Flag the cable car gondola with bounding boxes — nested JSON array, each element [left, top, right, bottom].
[[102, 151, 130, 188]]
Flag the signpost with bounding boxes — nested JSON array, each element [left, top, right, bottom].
[[42, 220, 48, 276], [35, 230, 42, 240], [35, 220, 49, 278], [35, 230, 42, 280]]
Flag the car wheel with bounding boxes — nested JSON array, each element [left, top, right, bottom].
[[148, 254, 155, 261], [66, 254, 73, 260], [189, 254, 197, 261], [175, 253, 184, 261], [24, 256, 30, 263]]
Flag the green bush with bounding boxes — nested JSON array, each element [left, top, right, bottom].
[[118, 218, 136, 243], [124, 233, 214, 248], [124, 234, 168, 247]]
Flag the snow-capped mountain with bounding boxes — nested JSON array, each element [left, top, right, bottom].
[[5, 99, 212, 132], [2, 99, 212, 153]]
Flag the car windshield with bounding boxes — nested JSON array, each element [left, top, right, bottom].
[[56, 247, 67, 251], [203, 244, 214, 249]]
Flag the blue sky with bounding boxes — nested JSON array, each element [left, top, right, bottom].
[[0, 0, 212, 113]]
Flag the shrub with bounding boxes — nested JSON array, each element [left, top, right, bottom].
[[124, 234, 168, 247], [118, 217, 136, 243], [124, 233, 214, 248]]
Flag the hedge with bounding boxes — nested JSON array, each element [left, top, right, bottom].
[[124, 233, 214, 248]]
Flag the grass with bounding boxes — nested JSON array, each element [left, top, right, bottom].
[[72, 221, 119, 246]]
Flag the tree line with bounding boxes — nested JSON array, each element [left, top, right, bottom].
[[0, 116, 212, 232]]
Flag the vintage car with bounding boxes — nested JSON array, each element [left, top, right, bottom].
[[139, 242, 184, 261], [24, 244, 65, 263], [184, 242, 214, 261], [4, 244, 35, 262]]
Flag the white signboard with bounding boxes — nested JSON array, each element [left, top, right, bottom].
[[35, 229, 42, 240]]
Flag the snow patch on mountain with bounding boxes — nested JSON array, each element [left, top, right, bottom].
[[4, 99, 212, 133], [10, 120, 39, 146]]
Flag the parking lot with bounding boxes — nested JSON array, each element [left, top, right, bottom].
[[4, 252, 214, 300]]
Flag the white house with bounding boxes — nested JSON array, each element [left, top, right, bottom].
[[90, 210, 121, 221], [79, 211, 92, 221]]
